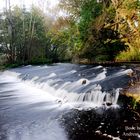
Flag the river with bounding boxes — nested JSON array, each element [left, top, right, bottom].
[[0, 63, 139, 140]]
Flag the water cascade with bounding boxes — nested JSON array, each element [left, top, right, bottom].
[[0, 63, 136, 140], [5, 63, 133, 107]]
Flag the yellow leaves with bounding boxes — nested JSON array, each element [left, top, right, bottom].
[[111, 0, 121, 9], [113, 0, 140, 61], [112, 0, 139, 32]]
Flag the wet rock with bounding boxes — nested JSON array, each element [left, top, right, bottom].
[[82, 80, 86, 85], [106, 102, 112, 106], [121, 65, 126, 69], [95, 130, 101, 134], [126, 69, 133, 77], [56, 99, 62, 104]]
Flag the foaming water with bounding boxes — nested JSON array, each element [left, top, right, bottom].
[[0, 72, 67, 140], [5, 63, 133, 107], [0, 63, 135, 140]]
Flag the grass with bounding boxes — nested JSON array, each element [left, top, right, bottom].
[[129, 95, 140, 109], [116, 46, 140, 61]]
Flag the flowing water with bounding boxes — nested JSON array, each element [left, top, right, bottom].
[[0, 63, 139, 140]]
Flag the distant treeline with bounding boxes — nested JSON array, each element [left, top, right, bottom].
[[0, 6, 68, 65], [0, 0, 140, 65]]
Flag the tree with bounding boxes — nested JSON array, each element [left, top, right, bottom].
[[0, 6, 54, 64], [110, 0, 140, 61]]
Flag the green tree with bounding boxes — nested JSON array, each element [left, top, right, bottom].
[[0, 6, 53, 64]]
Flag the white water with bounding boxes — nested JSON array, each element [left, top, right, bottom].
[[0, 64, 135, 140], [0, 73, 67, 140], [1, 65, 130, 107], [7, 121, 67, 140]]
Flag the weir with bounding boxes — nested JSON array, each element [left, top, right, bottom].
[[0, 63, 137, 140], [3, 63, 133, 107]]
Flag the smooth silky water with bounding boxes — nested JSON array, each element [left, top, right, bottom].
[[0, 63, 137, 140]]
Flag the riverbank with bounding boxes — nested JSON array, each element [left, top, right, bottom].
[[0, 60, 53, 71], [78, 59, 140, 66], [1, 60, 140, 69], [0, 59, 71, 71], [118, 65, 140, 118]]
